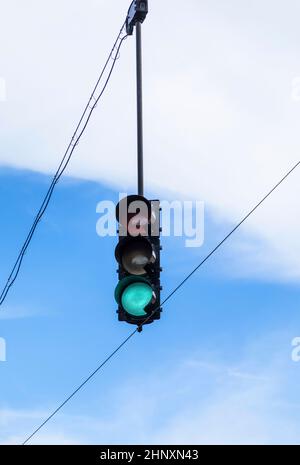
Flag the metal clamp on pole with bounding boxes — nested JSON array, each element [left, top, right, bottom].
[[126, 1, 148, 35]]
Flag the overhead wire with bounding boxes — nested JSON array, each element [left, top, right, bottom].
[[22, 330, 137, 445], [0, 23, 128, 307], [22, 154, 300, 444]]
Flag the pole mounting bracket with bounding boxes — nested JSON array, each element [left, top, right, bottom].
[[126, 0, 148, 35]]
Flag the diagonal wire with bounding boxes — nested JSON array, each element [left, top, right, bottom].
[[141, 156, 300, 327], [0, 24, 128, 307], [159, 158, 300, 308], [22, 155, 300, 445], [22, 330, 137, 445]]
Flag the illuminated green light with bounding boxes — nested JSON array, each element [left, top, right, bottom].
[[121, 282, 153, 317]]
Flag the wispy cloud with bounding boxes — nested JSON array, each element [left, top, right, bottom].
[[0, 306, 40, 320]]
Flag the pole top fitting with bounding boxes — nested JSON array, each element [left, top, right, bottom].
[[126, 0, 148, 35]]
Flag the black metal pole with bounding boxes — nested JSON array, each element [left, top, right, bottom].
[[136, 21, 144, 196]]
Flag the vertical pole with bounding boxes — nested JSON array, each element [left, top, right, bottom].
[[136, 21, 144, 196]]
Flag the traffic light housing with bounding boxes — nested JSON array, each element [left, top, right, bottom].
[[115, 195, 162, 327]]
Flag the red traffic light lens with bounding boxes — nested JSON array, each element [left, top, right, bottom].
[[116, 195, 152, 237]]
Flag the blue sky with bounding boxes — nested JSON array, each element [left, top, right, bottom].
[[1, 167, 300, 444], [1, 0, 300, 445]]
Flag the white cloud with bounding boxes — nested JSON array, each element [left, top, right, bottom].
[[0, 77, 6, 102], [1, 0, 300, 280]]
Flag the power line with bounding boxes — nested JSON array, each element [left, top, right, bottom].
[[0, 24, 128, 307], [22, 155, 300, 444], [22, 330, 137, 445], [159, 156, 300, 309]]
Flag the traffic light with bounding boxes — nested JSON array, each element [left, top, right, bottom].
[[114, 195, 162, 328]]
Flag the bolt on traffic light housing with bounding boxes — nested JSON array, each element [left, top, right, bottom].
[[115, 195, 162, 327], [126, 0, 148, 35]]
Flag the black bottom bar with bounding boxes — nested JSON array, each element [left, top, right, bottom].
[[0, 444, 293, 461]]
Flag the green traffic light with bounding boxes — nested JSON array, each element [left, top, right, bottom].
[[121, 282, 153, 317]]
